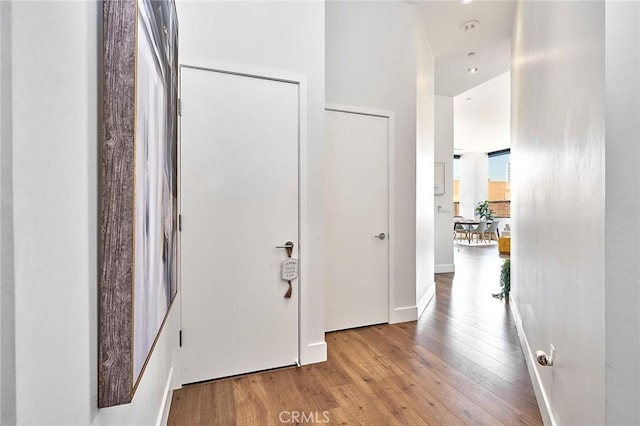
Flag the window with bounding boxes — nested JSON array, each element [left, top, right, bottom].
[[453, 156, 461, 216], [488, 149, 510, 217]]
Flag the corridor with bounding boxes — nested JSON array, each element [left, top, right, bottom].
[[168, 246, 541, 425]]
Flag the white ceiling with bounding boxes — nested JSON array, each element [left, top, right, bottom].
[[435, 38, 510, 97], [410, 0, 516, 152], [413, 0, 516, 96], [454, 71, 511, 154]]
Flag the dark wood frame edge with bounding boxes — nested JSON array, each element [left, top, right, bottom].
[[98, 0, 136, 408]]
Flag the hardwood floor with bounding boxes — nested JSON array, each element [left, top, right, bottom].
[[168, 245, 542, 425]]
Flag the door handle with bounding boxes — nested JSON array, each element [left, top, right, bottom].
[[276, 241, 294, 250], [276, 241, 294, 258], [374, 233, 386, 240]]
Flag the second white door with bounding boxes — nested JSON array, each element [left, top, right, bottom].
[[325, 108, 389, 332]]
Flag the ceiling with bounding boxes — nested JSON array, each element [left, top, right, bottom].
[[454, 71, 511, 154], [413, 0, 516, 97], [410, 0, 516, 153]]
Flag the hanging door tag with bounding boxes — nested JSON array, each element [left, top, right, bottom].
[[281, 258, 299, 281]]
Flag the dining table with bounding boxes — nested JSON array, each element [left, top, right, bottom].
[[454, 220, 499, 243]]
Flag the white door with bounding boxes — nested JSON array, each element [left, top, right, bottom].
[[325, 108, 389, 332], [180, 66, 299, 384]]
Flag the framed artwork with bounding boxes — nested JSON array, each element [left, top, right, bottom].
[[99, 0, 178, 408]]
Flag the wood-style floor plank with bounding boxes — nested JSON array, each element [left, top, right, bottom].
[[168, 245, 542, 425]]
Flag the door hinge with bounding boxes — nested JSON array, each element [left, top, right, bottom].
[[179, 330, 182, 347], [178, 98, 182, 116], [178, 214, 182, 232]]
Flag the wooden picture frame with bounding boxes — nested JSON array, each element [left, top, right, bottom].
[[99, 0, 178, 408]]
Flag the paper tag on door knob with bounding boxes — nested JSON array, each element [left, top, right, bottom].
[[281, 258, 299, 281]]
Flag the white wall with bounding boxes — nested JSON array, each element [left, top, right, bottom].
[[512, 1, 605, 424], [604, 1, 640, 423], [458, 152, 488, 219], [416, 13, 436, 314], [326, 0, 434, 322], [8, 1, 178, 424], [434, 95, 454, 273], [0, 1, 16, 424], [175, 0, 326, 365]]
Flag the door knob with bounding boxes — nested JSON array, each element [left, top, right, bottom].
[[374, 233, 386, 240]]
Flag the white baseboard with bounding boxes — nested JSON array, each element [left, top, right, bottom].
[[435, 264, 455, 273], [389, 305, 418, 324], [157, 367, 174, 426], [417, 284, 436, 318], [510, 297, 556, 426], [300, 341, 327, 365]]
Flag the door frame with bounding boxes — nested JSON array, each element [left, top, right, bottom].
[[324, 103, 396, 325], [178, 60, 310, 375]]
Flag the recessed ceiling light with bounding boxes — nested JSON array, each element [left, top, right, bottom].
[[461, 20, 479, 31], [467, 52, 476, 57], [460, 0, 473, 4], [467, 67, 479, 74]]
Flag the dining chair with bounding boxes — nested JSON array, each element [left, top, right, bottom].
[[453, 223, 468, 242], [484, 221, 499, 242], [468, 221, 488, 243]]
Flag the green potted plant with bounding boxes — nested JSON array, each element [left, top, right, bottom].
[[493, 258, 511, 300], [475, 200, 495, 221]]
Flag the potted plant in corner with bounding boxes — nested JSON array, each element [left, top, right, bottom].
[[493, 258, 511, 300], [475, 200, 495, 221]]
